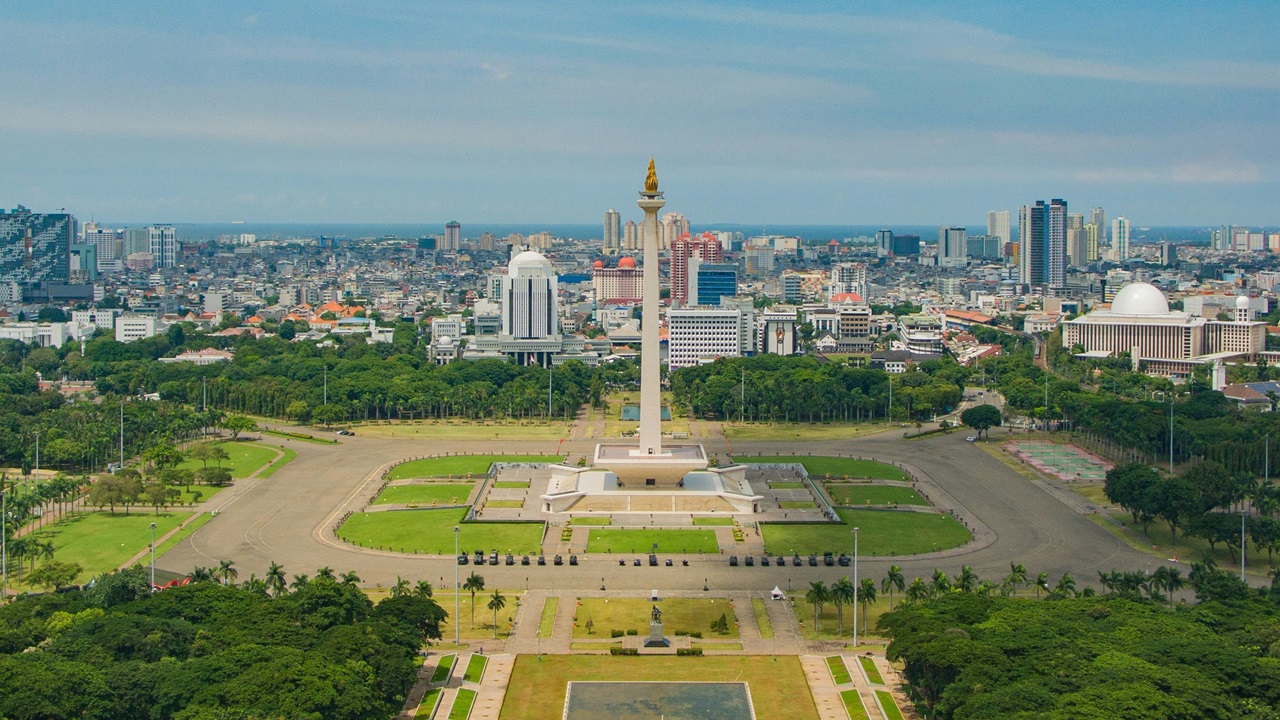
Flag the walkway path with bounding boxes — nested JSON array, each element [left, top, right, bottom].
[[800, 655, 847, 720]]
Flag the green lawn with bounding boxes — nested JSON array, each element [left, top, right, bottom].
[[780, 501, 816, 509], [751, 598, 774, 639], [257, 446, 297, 478], [431, 654, 456, 684], [449, 688, 477, 720], [827, 485, 927, 507], [498, 655, 820, 720], [538, 597, 559, 639], [723, 423, 891, 441], [693, 517, 735, 526], [372, 484, 474, 506], [791, 597, 894, 642], [860, 656, 885, 685], [762, 509, 969, 556], [415, 689, 442, 718], [877, 690, 906, 720], [464, 654, 487, 684], [493, 481, 530, 489], [338, 509, 544, 554], [841, 690, 871, 720], [827, 656, 852, 685], [585, 529, 718, 554], [569, 517, 611, 526], [388, 455, 551, 480], [178, 441, 278, 479], [32, 510, 192, 583], [745, 456, 907, 481], [573, 598, 738, 638], [428, 592, 520, 639]]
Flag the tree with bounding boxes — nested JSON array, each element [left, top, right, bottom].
[[140, 481, 178, 515], [905, 578, 929, 604], [142, 441, 185, 473], [340, 571, 361, 587], [930, 569, 951, 598], [26, 560, 81, 590], [858, 578, 876, 630], [390, 576, 410, 598], [832, 576, 855, 635], [882, 565, 905, 609], [1003, 562, 1027, 596], [464, 572, 485, 628], [414, 580, 434, 598], [956, 566, 978, 593], [806, 581, 831, 637], [1034, 572, 1050, 599], [198, 467, 233, 487], [1052, 572, 1076, 598], [222, 415, 258, 441], [960, 404, 1002, 438], [315, 566, 336, 580], [265, 561, 287, 597], [487, 590, 506, 638], [216, 559, 238, 586]]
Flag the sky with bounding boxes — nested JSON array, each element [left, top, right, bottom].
[[2, 1, 1278, 226]]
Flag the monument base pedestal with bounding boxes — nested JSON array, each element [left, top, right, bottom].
[[643, 621, 670, 648]]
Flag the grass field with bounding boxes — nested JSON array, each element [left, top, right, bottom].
[[693, 517, 735, 526], [353, 422, 569, 441], [790, 597, 894, 642], [178, 441, 278, 479], [826, 485, 927, 507], [841, 690, 871, 720], [449, 688, 477, 720], [752, 598, 775, 639], [428, 592, 521, 639], [498, 655, 819, 720], [257, 447, 297, 478], [827, 656, 852, 685], [569, 517, 611, 526], [573, 598, 738, 638], [415, 689, 442, 718], [493, 481, 530, 489], [31, 510, 192, 583], [724, 423, 892, 441], [859, 656, 884, 685], [585, 529, 718, 554], [388, 455, 552, 480], [745, 456, 906, 481], [877, 690, 906, 720], [464, 654, 488, 684], [539, 597, 559, 638], [431, 655, 456, 684], [338, 509, 544, 554], [372, 484, 474, 506], [692, 643, 744, 651], [762, 509, 970, 556]]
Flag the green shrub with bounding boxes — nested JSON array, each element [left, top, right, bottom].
[[609, 647, 639, 655], [676, 648, 703, 656], [611, 629, 624, 638], [626, 628, 639, 636]]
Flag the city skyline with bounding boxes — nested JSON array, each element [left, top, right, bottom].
[[2, 2, 1277, 224]]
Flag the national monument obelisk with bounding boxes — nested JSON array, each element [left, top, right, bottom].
[[637, 158, 665, 457]]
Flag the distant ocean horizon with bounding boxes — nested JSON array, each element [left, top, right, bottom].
[[103, 222, 1219, 246]]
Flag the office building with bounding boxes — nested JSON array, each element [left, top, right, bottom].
[[1019, 199, 1067, 289], [897, 314, 944, 355], [0, 206, 75, 284], [1160, 242, 1178, 266], [115, 314, 162, 343], [623, 220, 638, 250], [830, 262, 868, 297], [603, 208, 621, 250], [1112, 217, 1130, 260], [761, 308, 799, 355], [1090, 207, 1107, 247], [744, 246, 774, 278], [149, 225, 177, 268], [891, 235, 921, 256], [667, 308, 748, 369], [781, 272, 804, 303], [939, 226, 967, 267], [443, 221, 461, 251], [987, 210, 1011, 249], [875, 229, 894, 258], [966, 234, 1003, 260], [694, 263, 737, 306], [85, 228, 121, 272], [670, 232, 723, 305], [501, 249, 559, 340], [1084, 223, 1101, 262], [592, 257, 643, 304]]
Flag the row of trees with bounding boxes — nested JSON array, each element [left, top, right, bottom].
[[0, 564, 447, 720]]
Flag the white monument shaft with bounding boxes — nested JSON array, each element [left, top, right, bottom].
[[637, 182, 665, 456]]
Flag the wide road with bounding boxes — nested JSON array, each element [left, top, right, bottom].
[[159, 426, 1154, 593]]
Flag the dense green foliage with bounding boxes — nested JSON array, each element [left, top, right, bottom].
[[879, 573, 1280, 719], [0, 567, 445, 719]]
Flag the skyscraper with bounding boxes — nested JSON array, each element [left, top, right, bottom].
[[1090, 207, 1107, 246], [443, 221, 461, 251], [1066, 213, 1085, 266], [670, 232, 723, 305], [1112, 217, 1130, 260], [1019, 200, 1067, 289], [623, 220, 638, 250], [875, 229, 894, 258], [501, 248, 559, 340], [987, 210, 1011, 249], [938, 226, 967, 267], [603, 208, 621, 250], [148, 225, 177, 268]]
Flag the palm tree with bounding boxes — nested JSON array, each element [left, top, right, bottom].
[[905, 578, 929, 605], [290, 574, 310, 591], [241, 574, 267, 595], [858, 578, 877, 631], [805, 581, 831, 638], [1004, 562, 1028, 597], [391, 576, 410, 598], [1034, 572, 1050, 599], [340, 571, 361, 587], [414, 580, 434, 598], [1053, 572, 1076, 598], [217, 559, 238, 586], [464, 572, 485, 628], [315, 566, 336, 581], [187, 566, 214, 582], [831, 577, 854, 636], [882, 565, 905, 609], [929, 569, 951, 599], [487, 590, 507, 638], [956, 566, 978, 593], [265, 561, 287, 597]]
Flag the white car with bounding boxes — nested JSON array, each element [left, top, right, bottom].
[[966, 436, 977, 442]]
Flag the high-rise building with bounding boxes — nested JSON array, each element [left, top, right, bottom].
[[667, 307, 749, 369], [987, 210, 1011, 250], [527, 232, 553, 251], [659, 212, 689, 251], [694, 263, 737, 306], [1084, 223, 1101, 262], [891, 235, 921, 256], [1019, 199, 1067, 289], [148, 225, 177, 268], [875, 229, 894, 258], [1090, 207, 1107, 247], [830, 262, 868, 297], [603, 208, 621, 250], [1066, 213, 1086, 266], [0, 207, 76, 285], [966, 235, 1003, 260], [501, 249, 559, 340], [1112, 217, 1130, 260], [85, 227, 122, 272], [744, 246, 775, 277], [670, 232, 722, 305], [780, 272, 804, 303], [1160, 242, 1178, 266], [443, 221, 461, 251], [592, 257, 642, 304], [939, 226, 967, 267], [623, 220, 638, 250]]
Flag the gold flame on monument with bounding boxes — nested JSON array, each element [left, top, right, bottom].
[[645, 157, 659, 193]]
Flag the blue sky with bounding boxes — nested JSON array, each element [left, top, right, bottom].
[[2, 1, 1277, 226]]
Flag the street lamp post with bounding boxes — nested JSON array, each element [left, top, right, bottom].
[[453, 526, 460, 645], [149, 522, 157, 589], [852, 527, 860, 649]]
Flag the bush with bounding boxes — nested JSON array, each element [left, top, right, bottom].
[[611, 629, 624, 638], [676, 648, 703, 656], [626, 628, 638, 636], [609, 647, 639, 655]]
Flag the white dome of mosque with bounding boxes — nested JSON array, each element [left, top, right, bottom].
[[509, 249, 553, 275], [1236, 295, 1251, 310], [1109, 282, 1170, 316]]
